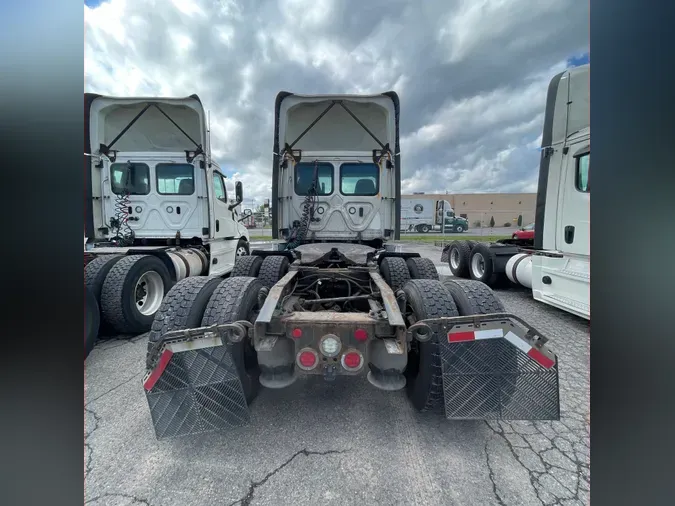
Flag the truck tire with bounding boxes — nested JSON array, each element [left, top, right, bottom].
[[403, 279, 459, 412], [85, 255, 124, 304], [100, 255, 173, 334], [201, 277, 264, 405], [230, 255, 263, 277], [446, 240, 472, 278], [406, 257, 439, 280], [468, 243, 505, 288], [441, 278, 505, 315], [146, 276, 223, 358], [420, 224, 431, 233], [466, 240, 477, 251], [258, 255, 290, 288], [441, 278, 517, 404], [85, 285, 100, 359], [236, 238, 250, 257], [455, 224, 464, 233], [380, 257, 411, 291]]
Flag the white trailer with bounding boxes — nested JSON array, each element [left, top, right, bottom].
[[442, 63, 590, 319], [83, 94, 251, 342], [401, 198, 469, 233]]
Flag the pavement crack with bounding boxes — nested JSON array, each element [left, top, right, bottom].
[[85, 493, 151, 505], [484, 439, 507, 506], [85, 372, 144, 406], [228, 448, 349, 506], [85, 406, 101, 482]]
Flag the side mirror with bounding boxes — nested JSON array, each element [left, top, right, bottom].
[[229, 181, 244, 210]]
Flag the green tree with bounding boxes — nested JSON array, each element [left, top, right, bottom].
[[517, 214, 523, 227], [489, 216, 495, 228]]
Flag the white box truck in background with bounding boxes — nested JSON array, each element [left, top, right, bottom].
[[401, 198, 469, 233]]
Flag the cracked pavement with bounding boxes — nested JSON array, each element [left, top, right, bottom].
[[85, 243, 589, 506]]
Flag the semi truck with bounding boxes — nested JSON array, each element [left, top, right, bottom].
[[401, 197, 469, 233], [83, 94, 251, 346], [141, 91, 560, 439], [442, 63, 590, 320]]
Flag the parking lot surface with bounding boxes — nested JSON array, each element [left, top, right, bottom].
[[85, 243, 590, 506]]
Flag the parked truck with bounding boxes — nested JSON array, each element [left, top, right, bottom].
[[401, 197, 469, 233], [83, 94, 251, 345], [141, 91, 560, 439], [442, 63, 590, 320]]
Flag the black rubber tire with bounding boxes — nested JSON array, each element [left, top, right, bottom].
[[446, 240, 472, 278], [100, 255, 173, 334], [468, 243, 505, 288], [420, 224, 430, 233], [441, 278, 505, 315], [85, 285, 100, 359], [455, 225, 464, 233], [201, 277, 264, 404], [406, 257, 439, 280], [236, 238, 250, 257], [403, 279, 459, 412], [230, 255, 263, 278], [380, 257, 411, 291], [466, 240, 478, 251], [441, 278, 516, 403], [85, 255, 124, 303], [146, 276, 224, 358], [258, 255, 290, 288]]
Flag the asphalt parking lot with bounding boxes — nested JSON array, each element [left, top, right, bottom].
[[85, 243, 590, 506]]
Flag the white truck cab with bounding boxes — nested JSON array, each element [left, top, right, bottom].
[[84, 93, 250, 334]]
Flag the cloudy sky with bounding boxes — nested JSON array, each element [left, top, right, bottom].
[[84, 0, 589, 206]]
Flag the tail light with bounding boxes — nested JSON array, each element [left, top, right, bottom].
[[354, 329, 368, 342], [296, 348, 318, 371], [291, 328, 303, 339], [341, 350, 363, 372]]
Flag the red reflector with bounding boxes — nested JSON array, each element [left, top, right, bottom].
[[292, 328, 303, 339], [527, 347, 555, 369], [354, 329, 368, 341], [299, 351, 316, 368], [343, 352, 361, 369], [143, 349, 174, 391], [448, 331, 474, 343]]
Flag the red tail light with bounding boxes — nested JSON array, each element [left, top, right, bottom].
[[297, 349, 318, 370], [354, 329, 368, 342], [291, 328, 303, 339], [341, 350, 363, 371]]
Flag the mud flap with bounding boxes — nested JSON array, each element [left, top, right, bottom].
[[411, 314, 560, 420], [440, 245, 450, 264], [143, 323, 252, 439]]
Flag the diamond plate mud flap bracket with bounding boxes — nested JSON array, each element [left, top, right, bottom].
[[142, 321, 253, 439], [408, 313, 560, 421]]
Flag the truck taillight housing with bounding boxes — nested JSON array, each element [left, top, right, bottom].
[[354, 328, 368, 342], [291, 328, 303, 339], [296, 348, 318, 371], [341, 350, 363, 372]]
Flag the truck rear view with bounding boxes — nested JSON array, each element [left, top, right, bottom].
[[141, 92, 561, 439]]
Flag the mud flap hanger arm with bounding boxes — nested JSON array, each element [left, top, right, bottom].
[[98, 102, 204, 164], [280, 100, 393, 166]]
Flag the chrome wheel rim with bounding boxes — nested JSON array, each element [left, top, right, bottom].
[[134, 271, 164, 316]]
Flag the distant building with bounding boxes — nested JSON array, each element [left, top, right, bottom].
[[401, 192, 536, 228]]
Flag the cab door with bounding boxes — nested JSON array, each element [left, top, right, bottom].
[[211, 171, 238, 240], [558, 139, 590, 257]]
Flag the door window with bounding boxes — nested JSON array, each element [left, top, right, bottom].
[[576, 152, 590, 192], [213, 173, 227, 202]]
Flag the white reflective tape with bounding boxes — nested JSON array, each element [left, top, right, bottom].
[[474, 328, 504, 340], [504, 331, 532, 354], [168, 336, 223, 353]]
